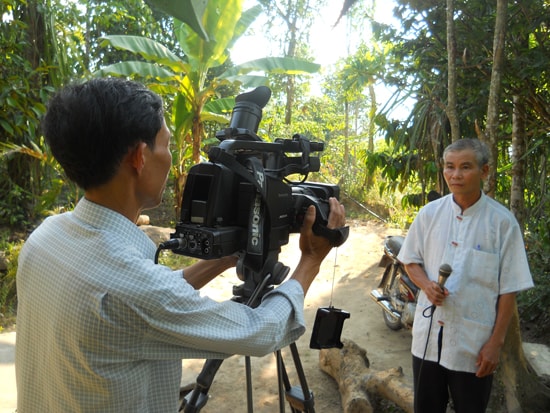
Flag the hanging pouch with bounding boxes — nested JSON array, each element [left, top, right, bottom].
[[309, 306, 350, 349]]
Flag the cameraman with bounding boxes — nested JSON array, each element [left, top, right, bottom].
[[15, 78, 346, 412]]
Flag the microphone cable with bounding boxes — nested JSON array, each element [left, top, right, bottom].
[[414, 263, 452, 411], [154, 239, 184, 264], [414, 302, 440, 412], [414, 288, 443, 410]]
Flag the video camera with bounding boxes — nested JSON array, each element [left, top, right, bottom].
[[170, 86, 348, 303]]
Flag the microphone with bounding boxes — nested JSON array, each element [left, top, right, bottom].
[[437, 263, 453, 291], [426, 264, 453, 315]]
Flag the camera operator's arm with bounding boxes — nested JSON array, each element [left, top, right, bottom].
[[290, 197, 346, 295], [182, 255, 238, 289]]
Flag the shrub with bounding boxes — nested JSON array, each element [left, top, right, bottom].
[[0, 238, 23, 329], [518, 218, 550, 326]]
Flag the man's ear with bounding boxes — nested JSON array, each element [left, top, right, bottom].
[[480, 163, 490, 182], [128, 142, 147, 174]]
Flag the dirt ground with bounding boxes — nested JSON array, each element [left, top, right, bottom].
[[173, 219, 412, 412]]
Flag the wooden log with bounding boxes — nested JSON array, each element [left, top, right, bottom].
[[319, 339, 414, 413]]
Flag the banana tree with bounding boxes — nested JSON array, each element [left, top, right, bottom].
[[96, 0, 319, 216]]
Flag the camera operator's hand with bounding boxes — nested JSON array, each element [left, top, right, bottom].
[[182, 255, 238, 290], [291, 197, 346, 295]]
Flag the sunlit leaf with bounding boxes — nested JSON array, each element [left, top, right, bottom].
[[147, 0, 208, 40], [95, 61, 175, 80]]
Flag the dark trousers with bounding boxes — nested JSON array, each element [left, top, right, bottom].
[[412, 356, 493, 413]]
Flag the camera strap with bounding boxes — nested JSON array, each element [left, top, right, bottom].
[[209, 147, 267, 257], [208, 147, 267, 198], [313, 224, 350, 247]]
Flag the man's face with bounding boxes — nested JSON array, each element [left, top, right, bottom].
[[139, 119, 172, 210], [443, 148, 488, 197]]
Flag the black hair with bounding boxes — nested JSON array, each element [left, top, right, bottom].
[[42, 78, 164, 190]]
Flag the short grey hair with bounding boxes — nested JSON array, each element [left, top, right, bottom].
[[443, 138, 490, 167]]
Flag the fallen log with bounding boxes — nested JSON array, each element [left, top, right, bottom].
[[319, 339, 414, 413]]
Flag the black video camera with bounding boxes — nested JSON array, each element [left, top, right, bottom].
[[170, 86, 347, 302]]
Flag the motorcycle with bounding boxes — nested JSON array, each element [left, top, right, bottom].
[[369, 235, 419, 330]]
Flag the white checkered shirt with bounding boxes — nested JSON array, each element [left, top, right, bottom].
[[16, 198, 305, 412]]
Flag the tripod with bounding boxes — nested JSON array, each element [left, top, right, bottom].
[[179, 255, 316, 413]]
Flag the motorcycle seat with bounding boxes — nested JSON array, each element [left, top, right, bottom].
[[384, 235, 404, 258]]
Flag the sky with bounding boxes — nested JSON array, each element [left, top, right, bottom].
[[231, 0, 408, 118], [232, 0, 398, 67]]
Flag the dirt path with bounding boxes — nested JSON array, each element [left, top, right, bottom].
[[179, 219, 412, 412]]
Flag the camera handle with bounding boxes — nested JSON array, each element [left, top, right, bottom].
[[180, 271, 316, 413]]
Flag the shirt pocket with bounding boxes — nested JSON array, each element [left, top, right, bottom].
[[462, 248, 499, 291], [458, 248, 499, 325]]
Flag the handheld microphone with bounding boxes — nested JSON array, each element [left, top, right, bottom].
[[437, 263, 453, 291], [426, 264, 453, 315]]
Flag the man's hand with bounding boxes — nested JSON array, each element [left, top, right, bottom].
[[183, 255, 238, 289], [475, 340, 501, 378], [404, 263, 449, 307], [425, 280, 450, 307], [475, 293, 516, 377], [291, 197, 346, 295]]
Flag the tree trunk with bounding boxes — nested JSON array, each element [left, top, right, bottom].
[[483, 0, 507, 198], [319, 339, 414, 413], [191, 116, 203, 165], [285, 75, 295, 125], [489, 304, 550, 412], [260, 0, 316, 126], [367, 84, 376, 153], [344, 99, 350, 168], [510, 95, 527, 229], [9, 0, 45, 215], [446, 0, 460, 142], [482, 5, 550, 409], [366, 85, 376, 187], [284, 8, 298, 126]]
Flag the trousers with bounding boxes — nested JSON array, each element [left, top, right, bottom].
[[412, 355, 493, 413]]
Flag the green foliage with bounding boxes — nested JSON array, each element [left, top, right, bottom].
[[98, 0, 320, 218], [0, 179, 29, 227], [0, 139, 80, 226], [0, 70, 49, 143], [0, 236, 23, 322], [49, 0, 176, 76], [0, 0, 548, 338], [0, 0, 54, 227], [156, 250, 197, 269], [0, 0, 176, 228], [369, 0, 550, 218], [518, 217, 550, 328]]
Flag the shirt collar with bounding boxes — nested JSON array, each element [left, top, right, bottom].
[[450, 191, 486, 216], [73, 197, 156, 256]]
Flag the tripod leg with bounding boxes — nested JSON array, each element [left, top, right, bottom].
[[181, 359, 224, 413], [245, 356, 254, 413], [289, 342, 313, 408], [277, 344, 315, 413], [276, 350, 289, 413]]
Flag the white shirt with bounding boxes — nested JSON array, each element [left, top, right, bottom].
[[398, 193, 533, 373], [16, 198, 306, 412]]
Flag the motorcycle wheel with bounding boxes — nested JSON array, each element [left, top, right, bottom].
[[382, 307, 402, 330], [381, 265, 403, 331]]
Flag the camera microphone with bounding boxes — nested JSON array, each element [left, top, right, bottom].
[[437, 263, 453, 291]]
